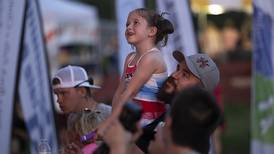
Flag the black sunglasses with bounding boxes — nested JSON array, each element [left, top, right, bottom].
[[82, 108, 101, 114], [74, 78, 94, 88]]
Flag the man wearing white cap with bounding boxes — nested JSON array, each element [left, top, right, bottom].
[[52, 65, 111, 114], [52, 65, 111, 153]]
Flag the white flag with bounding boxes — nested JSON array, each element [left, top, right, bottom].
[[157, 0, 198, 74], [19, 0, 58, 153], [0, 0, 26, 153], [252, 0, 274, 154]]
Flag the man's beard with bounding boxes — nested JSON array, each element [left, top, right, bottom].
[[157, 76, 177, 104], [157, 88, 176, 105]]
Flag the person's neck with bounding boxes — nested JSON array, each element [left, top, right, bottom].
[[168, 144, 196, 154], [135, 43, 156, 55], [78, 98, 98, 111]]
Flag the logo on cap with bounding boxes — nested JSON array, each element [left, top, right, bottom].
[[196, 57, 209, 69]]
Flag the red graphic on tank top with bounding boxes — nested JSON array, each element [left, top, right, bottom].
[[125, 65, 136, 82]]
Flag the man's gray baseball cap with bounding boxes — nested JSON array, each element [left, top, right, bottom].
[[173, 50, 220, 91]]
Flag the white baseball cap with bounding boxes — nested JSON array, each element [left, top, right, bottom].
[[173, 50, 220, 91], [52, 65, 101, 89]]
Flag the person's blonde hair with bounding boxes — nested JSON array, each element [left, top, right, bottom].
[[68, 110, 106, 136]]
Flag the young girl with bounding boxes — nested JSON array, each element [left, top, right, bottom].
[[111, 8, 174, 126]]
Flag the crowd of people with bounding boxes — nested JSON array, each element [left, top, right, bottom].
[[51, 8, 223, 154]]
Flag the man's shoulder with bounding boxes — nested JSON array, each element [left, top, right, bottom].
[[96, 103, 112, 112]]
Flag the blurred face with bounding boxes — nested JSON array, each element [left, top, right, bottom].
[[148, 118, 170, 154], [53, 88, 81, 113], [125, 11, 153, 46], [172, 61, 202, 92]]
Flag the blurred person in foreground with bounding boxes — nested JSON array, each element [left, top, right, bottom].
[[149, 87, 222, 154], [136, 50, 220, 153]]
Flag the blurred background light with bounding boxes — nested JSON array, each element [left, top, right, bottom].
[[208, 4, 225, 15]]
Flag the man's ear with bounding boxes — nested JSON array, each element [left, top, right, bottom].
[[148, 26, 157, 37]]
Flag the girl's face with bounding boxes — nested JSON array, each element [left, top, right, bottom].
[[125, 11, 155, 46]]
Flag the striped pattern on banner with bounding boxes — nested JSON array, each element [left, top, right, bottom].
[[252, 0, 274, 153], [0, 0, 26, 154], [19, 0, 58, 153]]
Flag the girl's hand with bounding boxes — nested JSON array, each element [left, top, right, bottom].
[[102, 119, 142, 154]]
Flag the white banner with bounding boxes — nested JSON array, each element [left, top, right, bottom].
[[0, 0, 26, 153], [115, 0, 144, 73], [157, 0, 198, 74], [252, 0, 274, 154], [19, 0, 58, 153]]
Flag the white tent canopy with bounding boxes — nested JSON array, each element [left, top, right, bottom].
[[39, 0, 99, 46], [39, 0, 100, 79]]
